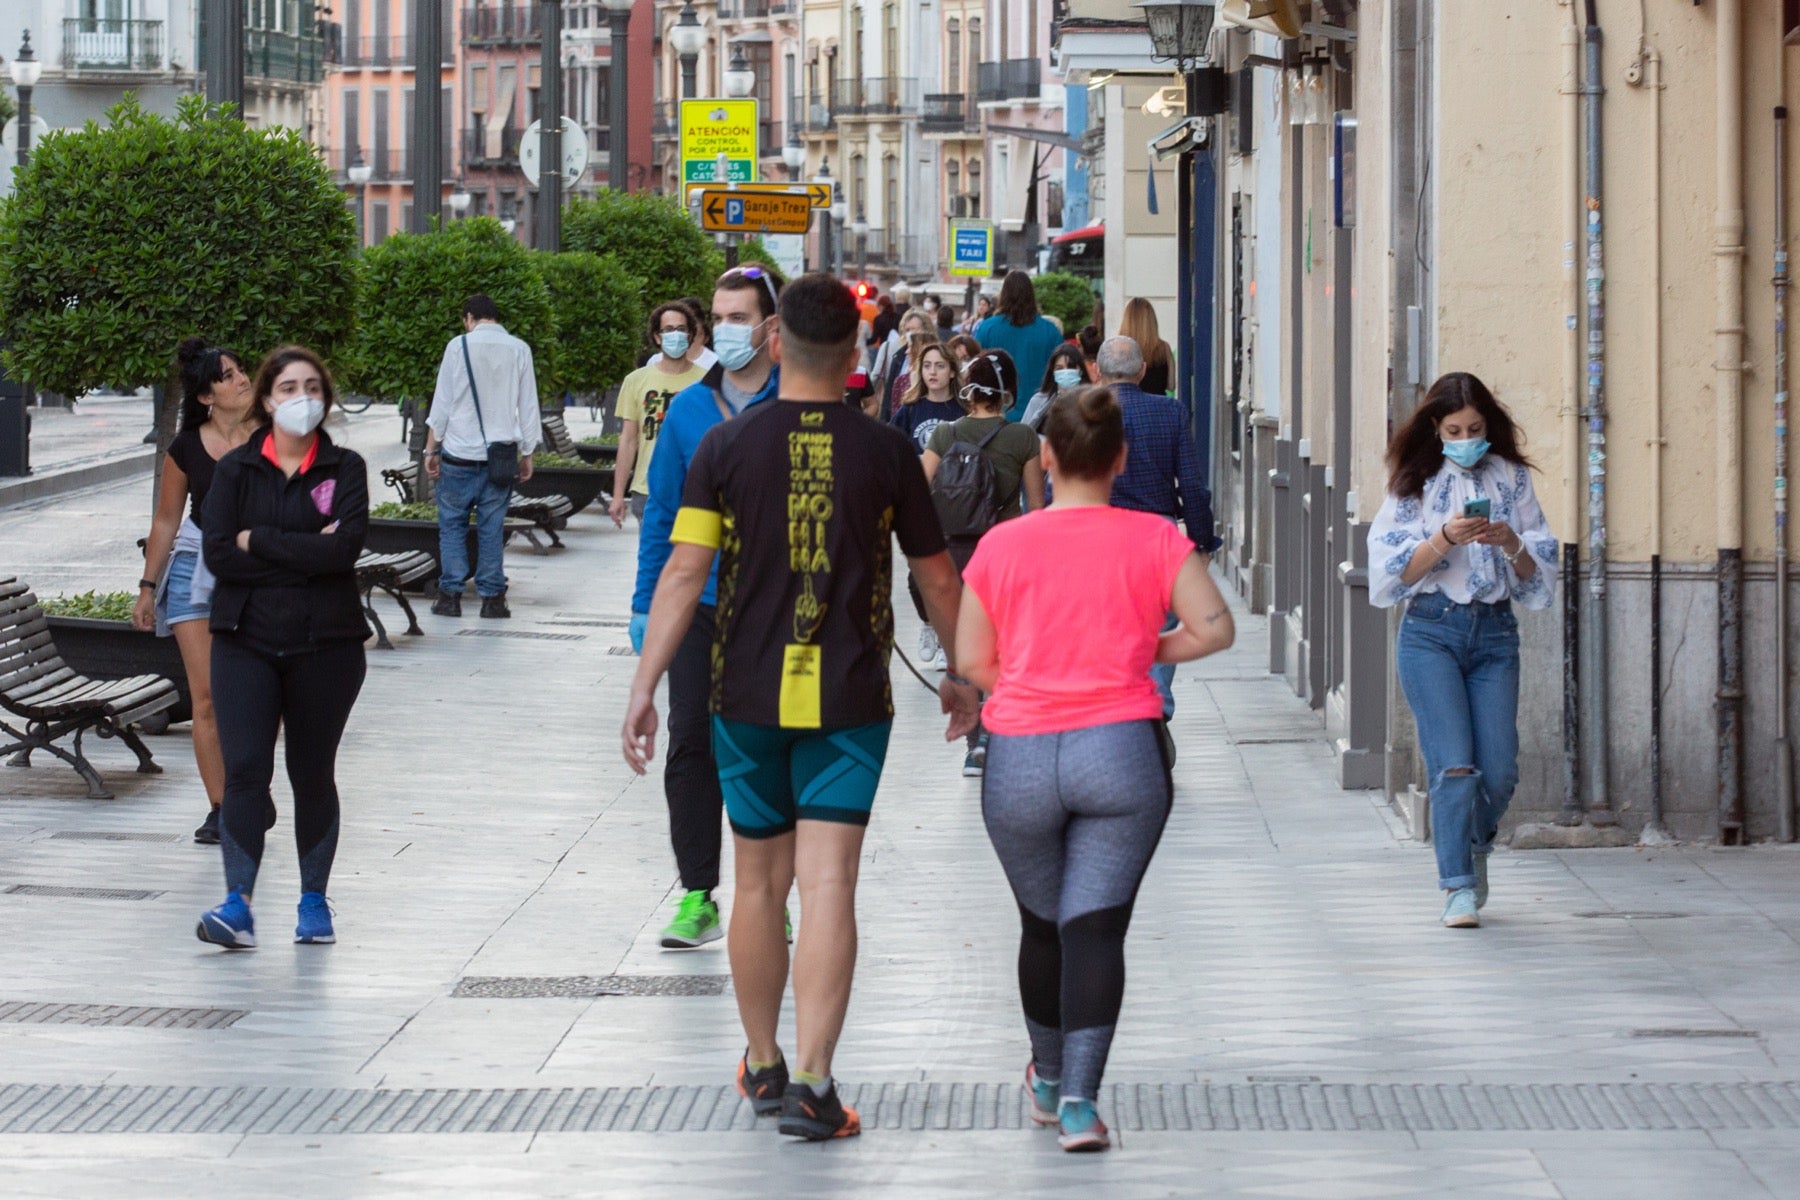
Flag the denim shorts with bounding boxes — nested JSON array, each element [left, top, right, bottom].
[[157, 550, 210, 626]]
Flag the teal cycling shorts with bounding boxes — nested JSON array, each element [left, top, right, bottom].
[[711, 716, 894, 839]]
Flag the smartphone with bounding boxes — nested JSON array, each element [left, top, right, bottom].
[[1462, 498, 1492, 520]]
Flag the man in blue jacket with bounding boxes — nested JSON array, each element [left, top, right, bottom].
[[631, 265, 783, 949]]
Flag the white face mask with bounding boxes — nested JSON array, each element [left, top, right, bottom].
[[273, 395, 325, 437]]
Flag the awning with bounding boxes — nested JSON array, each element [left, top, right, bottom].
[[987, 124, 1085, 156], [732, 28, 773, 43]]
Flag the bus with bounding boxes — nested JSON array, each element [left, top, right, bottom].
[[1047, 223, 1103, 281]]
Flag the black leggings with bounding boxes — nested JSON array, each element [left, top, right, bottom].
[[667, 605, 723, 894], [212, 635, 366, 898]]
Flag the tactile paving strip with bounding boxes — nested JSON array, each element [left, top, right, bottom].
[[453, 975, 731, 998], [1, 1082, 1797, 1135], [2, 885, 163, 900], [454, 629, 586, 642], [0, 1003, 246, 1029], [47, 832, 185, 844]]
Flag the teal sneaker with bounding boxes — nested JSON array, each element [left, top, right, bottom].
[[1057, 1098, 1110, 1152], [1026, 1062, 1060, 1126], [785, 906, 793, 945], [1474, 853, 1490, 910], [660, 890, 723, 949], [1441, 887, 1480, 929]]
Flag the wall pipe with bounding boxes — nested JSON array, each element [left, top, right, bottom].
[[1559, 13, 1585, 826], [1776, 102, 1796, 843], [1717, 0, 1747, 844], [1644, 48, 1672, 844], [1580, 0, 1615, 824]]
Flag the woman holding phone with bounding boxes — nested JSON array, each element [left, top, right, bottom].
[[1367, 372, 1557, 929]]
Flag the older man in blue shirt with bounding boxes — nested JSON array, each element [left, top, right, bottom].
[[1096, 335, 1220, 731]]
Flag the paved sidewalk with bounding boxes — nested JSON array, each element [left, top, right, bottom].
[[1, 443, 1799, 1199]]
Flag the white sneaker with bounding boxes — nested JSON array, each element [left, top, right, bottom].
[[918, 624, 940, 663], [931, 647, 948, 671]]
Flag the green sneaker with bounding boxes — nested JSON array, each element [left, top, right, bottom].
[[660, 890, 723, 949], [785, 906, 794, 944]]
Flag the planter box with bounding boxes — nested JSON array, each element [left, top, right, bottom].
[[45, 616, 193, 727], [573, 443, 618, 466], [516, 465, 612, 514]]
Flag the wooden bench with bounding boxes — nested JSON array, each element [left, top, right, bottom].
[[354, 550, 435, 650], [0, 577, 179, 800], [540, 411, 581, 459], [380, 461, 571, 553]]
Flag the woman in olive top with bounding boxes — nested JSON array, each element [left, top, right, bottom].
[[132, 337, 260, 845], [196, 346, 371, 951]]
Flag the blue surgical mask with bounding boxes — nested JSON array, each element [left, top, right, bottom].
[[712, 321, 760, 371], [659, 330, 690, 359], [1442, 437, 1491, 470], [1053, 368, 1082, 390]]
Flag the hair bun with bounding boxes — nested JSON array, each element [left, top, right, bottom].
[[176, 336, 209, 364], [1078, 386, 1118, 424]]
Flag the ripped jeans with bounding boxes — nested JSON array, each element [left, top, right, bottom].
[[1395, 592, 1521, 890]]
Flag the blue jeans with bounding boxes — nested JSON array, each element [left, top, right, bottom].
[[1394, 593, 1521, 891], [1149, 611, 1177, 720], [435, 459, 510, 598]]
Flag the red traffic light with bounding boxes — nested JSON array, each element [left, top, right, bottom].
[[853, 281, 872, 299]]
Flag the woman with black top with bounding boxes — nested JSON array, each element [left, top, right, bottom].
[[132, 339, 260, 844], [196, 345, 371, 951]]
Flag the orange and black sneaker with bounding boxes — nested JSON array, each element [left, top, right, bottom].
[[777, 1079, 862, 1141], [736, 1053, 789, 1116]]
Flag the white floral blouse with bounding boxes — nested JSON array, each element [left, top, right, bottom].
[[1366, 456, 1559, 611]]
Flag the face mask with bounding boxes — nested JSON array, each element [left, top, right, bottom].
[[659, 330, 690, 359], [273, 395, 325, 437], [712, 320, 761, 371], [1053, 368, 1082, 390], [1442, 437, 1490, 470]]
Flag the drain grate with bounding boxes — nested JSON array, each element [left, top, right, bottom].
[[605, 646, 637, 656], [48, 832, 184, 844], [543, 619, 630, 628], [3, 885, 162, 900], [453, 975, 730, 998], [1630, 1028, 1761, 1040], [1, 1081, 1797, 1135], [455, 629, 586, 642], [0, 1002, 247, 1029], [1573, 911, 1690, 920]]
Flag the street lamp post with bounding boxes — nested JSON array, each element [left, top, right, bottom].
[[11, 31, 40, 171], [671, 4, 704, 101], [851, 210, 868, 280], [602, 0, 633, 191], [724, 42, 755, 101], [782, 131, 805, 181], [348, 150, 374, 245], [830, 183, 847, 277], [448, 181, 472, 219], [814, 159, 834, 276], [538, 0, 564, 250]]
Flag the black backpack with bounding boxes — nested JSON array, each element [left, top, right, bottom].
[[931, 420, 1005, 541]]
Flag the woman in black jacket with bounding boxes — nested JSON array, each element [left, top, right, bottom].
[[196, 345, 370, 950]]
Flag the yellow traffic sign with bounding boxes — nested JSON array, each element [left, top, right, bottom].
[[680, 99, 758, 184], [696, 189, 814, 235], [684, 180, 832, 209]]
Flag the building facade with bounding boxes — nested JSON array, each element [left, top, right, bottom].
[[2, 0, 198, 140]]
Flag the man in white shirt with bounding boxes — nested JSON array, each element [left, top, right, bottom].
[[423, 294, 542, 619]]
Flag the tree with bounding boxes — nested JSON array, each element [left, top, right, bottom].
[[0, 91, 15, 130], [562, 188, 724, 311], [341, 216, 554, 404], [1032, 271, 1099, 335], [537, 250, 645, 403], [0, 95, 356, 397]]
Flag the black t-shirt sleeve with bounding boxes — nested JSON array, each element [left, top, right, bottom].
[[891, 435, 948, 558]]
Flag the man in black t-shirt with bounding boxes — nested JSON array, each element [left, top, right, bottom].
[[624, 274, 979, 1142]]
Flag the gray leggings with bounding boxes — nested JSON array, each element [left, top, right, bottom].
[[981, 719, 1172, 1101]]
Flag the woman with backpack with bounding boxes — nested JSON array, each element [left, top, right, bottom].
[[920, 350, 1045, 777]]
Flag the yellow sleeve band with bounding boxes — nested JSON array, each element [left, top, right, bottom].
[[671, 506, 723, 549]]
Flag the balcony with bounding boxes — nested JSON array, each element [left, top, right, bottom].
[[245, 29, 325, 84], [977, 58, 1042, 103], [651, 101, 677, 138], [462, 124, 522, 167], [921, 93, 979, 134], [718, 0, 770, 18], [828, 77, 919, 118], [801, 100, 833, 133], [758, 118, 783, 159], [325, 147, 445, 184], [462, 5, 543, 44], [335, 36, 434, 67], [61, 18, 163, 72]]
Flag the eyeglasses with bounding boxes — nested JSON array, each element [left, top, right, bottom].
[[719, 265, 780, 314]]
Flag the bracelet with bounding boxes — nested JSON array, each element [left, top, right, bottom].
[[424, 449, 441, 457], [1418, 540, 1444, 562], [137, 578, 157, 590], [945, 670, 972, 687], [1440, 525, 1460, 547], [1507, 539, 1530, 565]]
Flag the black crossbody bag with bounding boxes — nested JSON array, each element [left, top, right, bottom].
[[462, 334, 520, 487]]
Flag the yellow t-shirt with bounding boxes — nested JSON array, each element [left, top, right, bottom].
[[615, 360, 707, 496]]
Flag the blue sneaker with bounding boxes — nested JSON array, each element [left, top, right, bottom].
[[295, 892, 335, 944], [1026, 1062, 1060, 1126], [196, 892, 255, 949], [1057, 1098, 1110, 1152], [1442, 887, 1480, 929], [1474, 854, 1490, 910]]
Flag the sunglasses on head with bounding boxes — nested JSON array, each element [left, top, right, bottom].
[[720, 265, 780, 313]]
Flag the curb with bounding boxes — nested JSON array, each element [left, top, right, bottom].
[[0, 448, 156, 509]]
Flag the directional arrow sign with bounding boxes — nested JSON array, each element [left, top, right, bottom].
[[697, 189, 814, 235], [685, 181, 832, 210]]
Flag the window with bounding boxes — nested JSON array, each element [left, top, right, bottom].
[[400, 202, 413, 232], [883, 3, 898, 82], [1046, 180, 1063, 228], [342, 90, 361, 157], [750, 42, 773, 110], [852, 153, 866, 217], [371, 201, 390, 242], [883, 153, 898, 255], [372, 88, 389, 177], [967, 18, 980, 95], [947, 19, 960, 93], [470, 65, 488, 114], [852, 9, 863, 76]]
